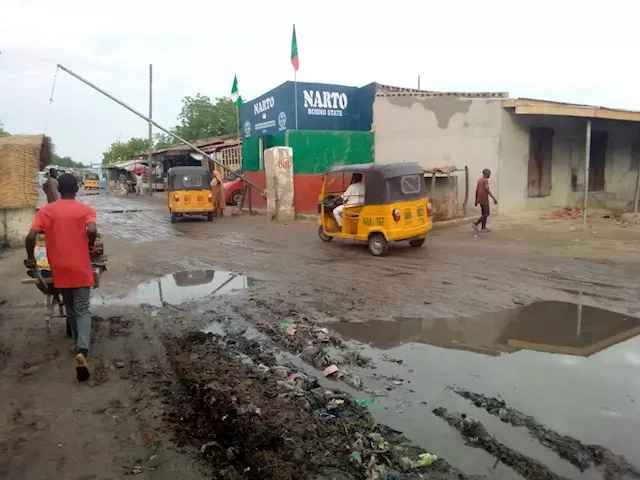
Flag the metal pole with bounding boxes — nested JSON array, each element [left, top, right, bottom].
[[294, 70, 298, 130], [418, 75, 421, 90], [634, 150, 640, 213], [148, 64, 153, 196], [583, 119, 592, 224], [56, 64, 265, 195]]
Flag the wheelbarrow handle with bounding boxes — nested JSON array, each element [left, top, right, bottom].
[[30, 267, 49, 290]]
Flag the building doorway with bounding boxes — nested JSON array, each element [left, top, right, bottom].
[[589, 132, 607, 192], [528, 127, 554, 197]]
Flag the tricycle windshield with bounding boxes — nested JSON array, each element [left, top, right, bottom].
[[180, 175, 203, 188], [324, 173, 363, 195]]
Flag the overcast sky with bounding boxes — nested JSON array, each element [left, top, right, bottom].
[[1, 0, 638, 164]]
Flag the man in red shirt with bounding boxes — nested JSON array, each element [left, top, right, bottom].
[[25, 174, 98, 381], [472, 168, 498, 233]]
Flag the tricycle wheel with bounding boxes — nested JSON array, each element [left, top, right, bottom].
[[368, 233, 388, 256], [318, 226, 333, 242], [171, 213, 177, 224], [207, 212, 214, 222], [409, 238, 426, 247]]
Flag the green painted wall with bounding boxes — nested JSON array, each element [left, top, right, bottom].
[[242, 130, 374, 174], [288, 130, 374, 175], [242, 138, 260, 172]]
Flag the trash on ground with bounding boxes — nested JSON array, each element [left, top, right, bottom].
[[355, 398, 375, 406], [323, 364, 339, 377]]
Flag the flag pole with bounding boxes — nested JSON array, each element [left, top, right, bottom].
[[294, 70, 298, 130]]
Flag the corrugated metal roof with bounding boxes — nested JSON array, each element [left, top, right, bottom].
[[504, 98, 640, 114], [149, 133, 240, 155]]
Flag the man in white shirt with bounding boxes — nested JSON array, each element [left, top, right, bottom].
[[333, 173, 365, 227]]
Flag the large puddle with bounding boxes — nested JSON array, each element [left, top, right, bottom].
[[333, 301, 640, 357], [94, 269, 257, 307], [329, 301, 640, 476]]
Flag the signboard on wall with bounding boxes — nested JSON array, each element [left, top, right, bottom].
[[241, 81, 374, 138]]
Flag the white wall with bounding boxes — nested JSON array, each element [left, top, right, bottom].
[[500, 111, 640, 213], [1, 208, 35, 247], [373, 96, 503, 213]]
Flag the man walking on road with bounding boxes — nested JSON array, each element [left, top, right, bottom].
[[472, 168, 498, 233], [42, 167, 60, 204], [25, 174, 98, 381]]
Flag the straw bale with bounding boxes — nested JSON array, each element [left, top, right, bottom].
[[0, 135, 51, 209]]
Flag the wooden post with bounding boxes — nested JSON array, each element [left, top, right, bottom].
[[583, 120, 592, 224]]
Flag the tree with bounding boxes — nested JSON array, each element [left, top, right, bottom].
[[0, 119, 8, 136], [102, 137, 148, 165], [171, 95, 237, 142], [51, 154, 86, 169]]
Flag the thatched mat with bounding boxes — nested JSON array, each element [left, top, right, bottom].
[[0, 135, 52, 209]]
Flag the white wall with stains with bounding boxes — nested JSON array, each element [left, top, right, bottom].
[[373, 96, 503, 214]]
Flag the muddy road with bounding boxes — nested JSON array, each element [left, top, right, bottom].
[[1, 191, 640, 479]]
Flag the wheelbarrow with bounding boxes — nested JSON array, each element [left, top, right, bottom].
[[21, 264, 107, 335]]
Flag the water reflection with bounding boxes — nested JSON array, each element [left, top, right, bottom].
[[333, 301, 640, 357], [95, 269, 256, 307]]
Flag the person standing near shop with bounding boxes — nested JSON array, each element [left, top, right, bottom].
[[24, 173, 97, 381], [42, 167, 60, 204], [471, 168, 498, 233]]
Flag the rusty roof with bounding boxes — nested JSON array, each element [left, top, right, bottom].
[[503, 98, 640, 122], [149, 133, 240, 155], [375, 83, 508, 99]]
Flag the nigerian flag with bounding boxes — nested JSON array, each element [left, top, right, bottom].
[[231, 74, 242, 107]]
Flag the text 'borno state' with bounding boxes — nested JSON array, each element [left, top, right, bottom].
[[303, 90, 348, 116]]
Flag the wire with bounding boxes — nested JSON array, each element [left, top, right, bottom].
[[43, 66, 59, 135]]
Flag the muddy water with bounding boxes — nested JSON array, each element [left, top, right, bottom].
[[94, 269, 257, 307], [330, 301, 640, 478]]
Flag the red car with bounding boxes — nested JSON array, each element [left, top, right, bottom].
[[223, 171, 245, 206]]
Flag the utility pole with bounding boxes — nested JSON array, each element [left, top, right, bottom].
[[148, 64, 153, 196], [418, 75, 421, 90], [55, 63, 265, 193]]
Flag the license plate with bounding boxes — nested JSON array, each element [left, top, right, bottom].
[[197, 196, 204, 202]]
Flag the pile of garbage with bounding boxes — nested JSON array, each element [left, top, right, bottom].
[[165, 332, 477, 480]]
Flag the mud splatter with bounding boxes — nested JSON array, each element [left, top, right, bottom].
[[453, 389, 640, 480], [432, 407, 569, 480]]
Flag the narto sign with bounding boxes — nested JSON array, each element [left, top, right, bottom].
[[303, 90, 348, 117]]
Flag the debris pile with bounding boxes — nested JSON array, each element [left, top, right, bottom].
[[540, 206, 583, 220], [165, 331, 478, 479], [453, 389, 640, 480], [432, 407, 568, 480]]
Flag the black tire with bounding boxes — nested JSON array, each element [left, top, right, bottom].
[[171, 213, 177, 224], [368, 233, 389, 256], [318, 226, 333, 242], [409, 238, 426, 247], [207, 212, 214, 222], [230, 190, 243, 206]]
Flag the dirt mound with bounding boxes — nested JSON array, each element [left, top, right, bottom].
[[164, 332, 477, 480], [433, 407, 568, 480]]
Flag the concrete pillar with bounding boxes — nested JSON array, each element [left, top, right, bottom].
[[264, 147, 295, 222]]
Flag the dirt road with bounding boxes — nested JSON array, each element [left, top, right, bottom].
[[1, 192, 640, 479]]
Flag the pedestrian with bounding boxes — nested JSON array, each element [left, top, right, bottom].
[[471, 168, 498, 233], [135, 173, 143, 195], [42, 167, 60, 204], [24, 173, 98, 381], [210, 170, 226, 216]]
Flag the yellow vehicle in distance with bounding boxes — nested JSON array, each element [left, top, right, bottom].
[[83, 172, 100, 190], [167, 166, 214, 223], [318, 163, 433, 256]]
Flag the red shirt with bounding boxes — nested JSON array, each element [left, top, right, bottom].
[[31, 200, 97, 288], [476, 177, 490, 205]]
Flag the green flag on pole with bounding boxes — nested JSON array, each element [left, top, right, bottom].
[[231, 74, 239, 103], [236, 95, 243, 108], [291, 25, 299, 71]]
